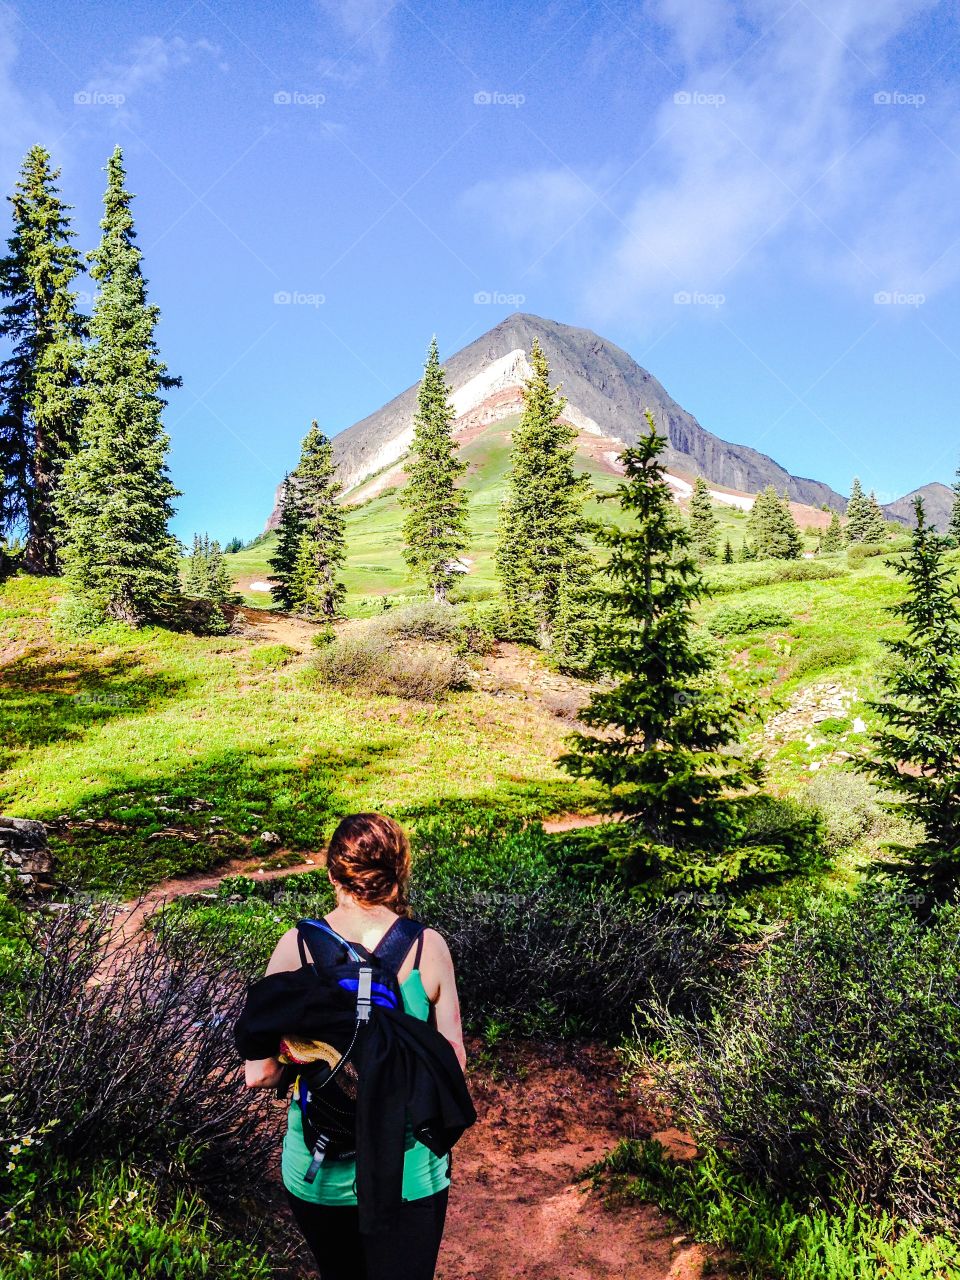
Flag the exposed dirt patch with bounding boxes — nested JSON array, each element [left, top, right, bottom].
[[437, 1040, 722, 1280], [227, 606, 331, 654], [478, 642, 592, 723]]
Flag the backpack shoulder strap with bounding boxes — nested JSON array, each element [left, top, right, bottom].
[[297, 918, 368, 968], [373, 917, 426, 976]]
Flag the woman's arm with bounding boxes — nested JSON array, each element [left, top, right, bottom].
[[421, 929, 467, 1072], [244, 927, 302, 1089]]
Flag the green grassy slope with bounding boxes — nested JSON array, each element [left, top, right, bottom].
[[228, 418, 823, 610], [0, 576, 595, 893]]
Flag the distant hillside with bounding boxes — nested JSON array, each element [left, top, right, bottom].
[[266, 313, 847, 528], [883, 482, 954, 531]]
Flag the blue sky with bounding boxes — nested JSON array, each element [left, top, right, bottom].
[[2, 0, 959, 542]]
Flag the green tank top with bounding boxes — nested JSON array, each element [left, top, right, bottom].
[[281, 968, 452, 1205]]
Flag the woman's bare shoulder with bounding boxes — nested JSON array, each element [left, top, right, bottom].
[[266, 926, 303, 975]]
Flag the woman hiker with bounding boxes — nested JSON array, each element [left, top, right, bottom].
[[243, 813, 468, 1280]]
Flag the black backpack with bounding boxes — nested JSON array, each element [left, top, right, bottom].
[[283, 915, 426, 1183]]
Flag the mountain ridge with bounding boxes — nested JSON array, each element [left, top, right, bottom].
[[266, 313, 939, 531]]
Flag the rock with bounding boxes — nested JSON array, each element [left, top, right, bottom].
[[0, 816, 54, 896], [852, 716, 867, 733], [259, 830, 281, 846]]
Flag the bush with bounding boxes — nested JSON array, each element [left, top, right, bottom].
[[51, 592, 109, 636], [247, 642, 297, 671], [705, 561, 846, 594], [707, 602, 792, 636], [791, 637, 863, 678], [0, 1164, 272, 1278], [847, 539, 910, 569], [584, 1141, 960, 1280], [639, 886, 960, 1232], [383, 646, 469, 699], [376, 601, 461, 644], [0, 906, 280, 1216], [313, 630, 469, 700], [804, 770, 915, 856], [408, 813, 730, 1037]]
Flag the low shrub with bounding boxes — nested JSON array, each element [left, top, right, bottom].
[[803, 770, 915, 856], [705, 561, 846, 594], [637, 886, 960, 1232], [0, 906, 280, 1216], [847, 539, 910, 568], [408, 813, 730, 1037], [707, 602, 793, 636], [562, 796, 826, 896], [791, 637, 863, 678], [313, 630, 469, 700], [584, 1141, 960, 1280], [247, 642, 297, 671], [377, 601, 462, 644], [0, 1163, 272, 1279]]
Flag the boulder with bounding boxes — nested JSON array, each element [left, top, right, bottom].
[[0, 816, 54, 896]]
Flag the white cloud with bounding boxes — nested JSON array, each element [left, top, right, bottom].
[[466, 0, 956, 321], [316, 0, 396, 66], [79, 35, 223, 107], [461, 167, 613, 246]]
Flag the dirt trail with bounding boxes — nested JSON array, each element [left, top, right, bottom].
[[115, 806, 608, 933], [438, 1041, 718, 1280]]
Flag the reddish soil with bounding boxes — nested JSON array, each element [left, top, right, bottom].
[[437, 1040, 720, 1280]]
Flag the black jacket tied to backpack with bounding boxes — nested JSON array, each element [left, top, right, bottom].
[[234, 920, 476, 1235]]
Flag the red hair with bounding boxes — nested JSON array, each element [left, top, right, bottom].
[[325, 813, 412, 917]]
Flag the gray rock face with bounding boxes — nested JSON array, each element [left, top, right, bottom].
[[883, 482, 954, 531], [0, 816, 54, 895], [266, 313, 847, 528]]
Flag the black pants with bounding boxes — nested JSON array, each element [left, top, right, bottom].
[[286, 1188, 449, 1280]]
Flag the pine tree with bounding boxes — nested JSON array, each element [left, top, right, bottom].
[[560, 412, 755, 869], [56, 148, 180, 624], [399, 338, 469, 604], [270, 424, 346, 618], [864, 491, 889, 543], [844, 478, 872, 544], [821, 510, 843, 553], [861, 498, 960, 886], [269, 475, 303, 612], [688, 475, 719, 561], [0, 146, 86, 573], [949, 464, 960, 545], [184, 533, 209, 597], [745, 486, 802, 559], [722, 538, 734, 564], [184, 533, 236, 604], [496, 338, 593, 650]]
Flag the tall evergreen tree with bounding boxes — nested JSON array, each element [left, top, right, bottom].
[[949, 463, 960, 545], [844, 477, 872, 544], [0, 146, 86, 572], [745, 486, 802, 559], [399, 338, 468, 603], [722, 537, 734, 564], [56, 148, 181, 624], [269, 474, 302, 612], [687, 475, 719, 561], [864, 490, 889, 543], [560, 412, 755, 869], [270, 424, 346, 618], [861, 498, 960, 886], [496, 338, 593, 649], [821, 509, 843, 553]]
